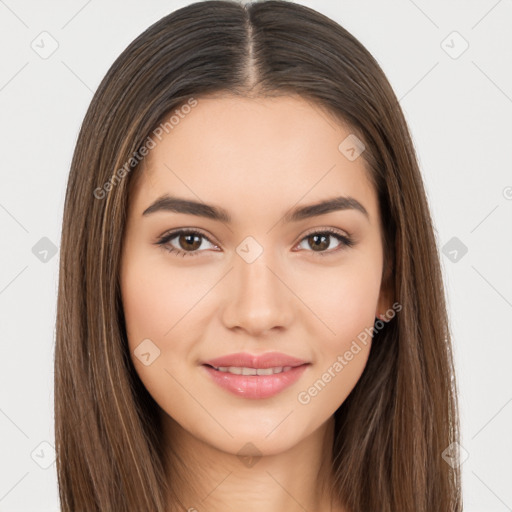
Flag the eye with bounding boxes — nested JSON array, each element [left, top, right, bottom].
[[155, 227, 355, 258], [295, 228, 354, 256], [155, 229, 218, 257]]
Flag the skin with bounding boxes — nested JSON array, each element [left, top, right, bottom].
[[120, 94, 393, 512]]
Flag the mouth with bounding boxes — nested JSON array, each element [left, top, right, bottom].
[[200, 352, 310, 399], [202, 351, 309, 370], [205, 365, 296, 375]]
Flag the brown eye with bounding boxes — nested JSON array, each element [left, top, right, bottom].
[[178, 233, 202, 251], [307, 233, 330, 251], [155, 229, 217, 257], [296, 229, 354, 256]]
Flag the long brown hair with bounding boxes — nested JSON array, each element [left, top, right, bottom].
[[55, 1, 462, 510]]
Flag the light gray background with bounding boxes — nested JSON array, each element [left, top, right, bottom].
[[0, 1, 511, 510]]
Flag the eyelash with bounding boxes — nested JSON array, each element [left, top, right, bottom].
[[155, 228, 354, 258]]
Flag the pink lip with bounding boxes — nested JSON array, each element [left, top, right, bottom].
[[203, 352, 308, 369], [201, 352, 310, 399]]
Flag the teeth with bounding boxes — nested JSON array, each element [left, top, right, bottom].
[[215, 366, 293, 375]]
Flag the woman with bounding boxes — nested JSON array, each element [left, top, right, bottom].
[[54, 1, 462, 510]]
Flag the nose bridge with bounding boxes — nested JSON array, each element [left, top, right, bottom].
[[238, 251, 280, 298], [221, 237, 292, 333]]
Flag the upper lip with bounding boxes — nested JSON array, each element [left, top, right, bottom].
[[202, 352, 309, 369]]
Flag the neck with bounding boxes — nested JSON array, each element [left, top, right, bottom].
[[160, 412, 345, 512]]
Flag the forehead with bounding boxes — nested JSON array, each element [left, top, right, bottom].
[[130, 94, 378, 224]]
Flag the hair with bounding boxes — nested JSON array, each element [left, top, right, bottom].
[[54, 1, 462, 510]]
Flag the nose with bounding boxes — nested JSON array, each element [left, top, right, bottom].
[[220, 248, 294, 336]]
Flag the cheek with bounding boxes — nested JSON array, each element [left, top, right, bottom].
[[120, 253, 217, 394], [298, 257, 382, 346], [121, 254, 207, 346], [295, 270, 378, 414], [121, 265, 171, 345], [120, 254, 200, 412], [330, 272, 380, 341], [293, 253, 381, 408]]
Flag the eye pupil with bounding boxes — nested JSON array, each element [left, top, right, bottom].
[[180, 233, 201, 250], [309, 234, 329, 251]]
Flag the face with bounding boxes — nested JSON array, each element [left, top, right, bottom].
[[120, 94, 391, 456]]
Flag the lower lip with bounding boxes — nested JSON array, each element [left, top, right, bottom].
[[202, 364, 309, 399]]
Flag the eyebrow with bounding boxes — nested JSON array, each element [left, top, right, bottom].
[[142, 194, 369, 223]]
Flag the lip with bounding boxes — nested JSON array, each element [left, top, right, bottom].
[[203, 352, 308, 369], [201, 352, 310, 399]]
